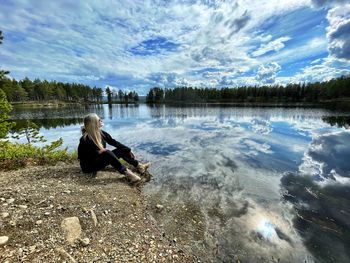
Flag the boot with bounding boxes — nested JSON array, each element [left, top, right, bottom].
[[124, 169, 141, 183], [137, 162, 151, 174]]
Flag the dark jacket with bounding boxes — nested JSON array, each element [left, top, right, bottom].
[[78, 130, 130, 172]]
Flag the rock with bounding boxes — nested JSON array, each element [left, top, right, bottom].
[[155, 204, 164, 211], [6, 198, 15, 204], [1, 212, 9, 218], [29, 245, 36, 253], [80, 238, 90, 246], [0, 236, 9, 246], [55, 161, 66, 167], [35, 220, 43, 225], [18, 205, 28, 209], [90, 210, 98, 226], [60, 217, 82, 244]]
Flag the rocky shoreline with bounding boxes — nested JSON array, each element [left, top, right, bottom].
[[0, 163, 199, 262]]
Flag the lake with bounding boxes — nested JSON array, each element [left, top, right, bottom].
[[9, 104, 350, 263]]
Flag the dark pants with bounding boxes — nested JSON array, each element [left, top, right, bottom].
[[90, 149, 138, 174]]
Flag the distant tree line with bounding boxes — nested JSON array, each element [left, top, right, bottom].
[[0, 77, 140, 104], [146, 75, 350, 103], [0, 77, 104, 103]]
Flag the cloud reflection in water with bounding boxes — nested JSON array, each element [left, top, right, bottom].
[[281, 131, 350, 262], [128, 114, 314, 262]]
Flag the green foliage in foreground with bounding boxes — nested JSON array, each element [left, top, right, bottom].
[[0, 138, 76, 170], [0, 89, 14, 138]]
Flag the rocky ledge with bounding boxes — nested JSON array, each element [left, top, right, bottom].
[[0, 163, 198, 262]]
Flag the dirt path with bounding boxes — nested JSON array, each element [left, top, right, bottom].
[[0, 163, 198, 262]]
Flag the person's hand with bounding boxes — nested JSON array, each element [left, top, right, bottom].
[[99, 148, 107, 154], [129, 151, 135, 159]]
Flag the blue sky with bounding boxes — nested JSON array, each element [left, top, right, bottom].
[[0, 0, 350, 95]]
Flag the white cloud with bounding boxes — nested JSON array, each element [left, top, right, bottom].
[[256, 62, 281, 84], [326, 4, 350, 61], [259, 37, 328, 66], [292, 56, 350, 83], [252, 36, 291, 57], [310, 0, 349, 8]]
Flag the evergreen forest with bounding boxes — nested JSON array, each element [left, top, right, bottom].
[[146, 76, 350, 104]]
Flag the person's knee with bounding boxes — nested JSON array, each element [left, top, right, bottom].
[[101, 150, 115, 159]]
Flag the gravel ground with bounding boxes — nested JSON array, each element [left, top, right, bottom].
[[0, 163, 199, 262]]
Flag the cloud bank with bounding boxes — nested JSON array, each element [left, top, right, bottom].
[[326, 4, 350, 60], [0, 0, 349, 93]]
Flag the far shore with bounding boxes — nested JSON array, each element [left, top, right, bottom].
[[10, 101, 139, 108], [9, 98, 350, 111]]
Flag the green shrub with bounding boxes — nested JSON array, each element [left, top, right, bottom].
[[0, 138, 75, 170]]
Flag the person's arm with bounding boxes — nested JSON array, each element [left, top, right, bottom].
[[102, 130, 131, 152]]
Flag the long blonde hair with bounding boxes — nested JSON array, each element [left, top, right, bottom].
[[82, 113, 104, 150]]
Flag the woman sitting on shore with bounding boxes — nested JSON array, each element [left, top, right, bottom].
[[78, 113, 150, 183]]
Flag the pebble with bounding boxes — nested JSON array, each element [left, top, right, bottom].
[[90, 210, 98, 226], [80, 238, 90, 246], [6, 198, 15, 204], [0, 236, 9, 246], [35, 220, 43, 225], [1, 212, 9, 218], [19, 205, 28, 209], [155, 204, 164, 211], [29, 245, 36, 253]]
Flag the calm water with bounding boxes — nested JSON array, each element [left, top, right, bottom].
[[10, 104, 350, 263]]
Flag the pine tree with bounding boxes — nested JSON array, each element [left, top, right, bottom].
[[106, 87, 112, 104], [118, 90, 124, 102], [11, 120, 46, 144]]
